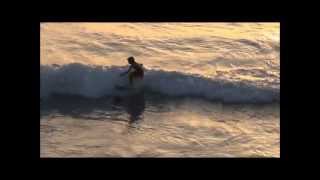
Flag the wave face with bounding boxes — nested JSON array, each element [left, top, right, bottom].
[[41, 63, 279, 104]]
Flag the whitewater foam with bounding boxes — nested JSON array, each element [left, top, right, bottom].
[[40, 63, 279, 103]]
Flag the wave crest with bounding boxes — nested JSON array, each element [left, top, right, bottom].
[[41, 63, 279, 103]]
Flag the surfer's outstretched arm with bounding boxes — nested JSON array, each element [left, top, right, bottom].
[[120, 66, 132, 76]]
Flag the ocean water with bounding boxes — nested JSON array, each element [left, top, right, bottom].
[[40, 23, 280, 157]]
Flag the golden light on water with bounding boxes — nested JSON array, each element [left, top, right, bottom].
[[41, 23, 280, 157], [41, 23, 279, 68], [64, 23, 279, 39]]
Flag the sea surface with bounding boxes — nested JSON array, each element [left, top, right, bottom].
[[40, 23, 280, 157]]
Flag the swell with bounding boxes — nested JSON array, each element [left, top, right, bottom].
[[41, 63, 279, 103]]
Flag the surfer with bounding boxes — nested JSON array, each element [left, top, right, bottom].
[[120, 56, 144, 86]]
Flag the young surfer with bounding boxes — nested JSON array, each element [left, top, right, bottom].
[[120, 56, 144, 86]]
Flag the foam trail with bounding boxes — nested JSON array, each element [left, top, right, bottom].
[[41, 63, 279, 103]]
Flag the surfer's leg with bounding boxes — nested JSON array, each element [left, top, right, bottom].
[[134, 71, 144, 80], [129, 73, 133, 85], [129, 72, 143, 86]]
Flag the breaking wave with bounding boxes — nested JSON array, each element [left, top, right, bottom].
[[40, 63, 279, 103]]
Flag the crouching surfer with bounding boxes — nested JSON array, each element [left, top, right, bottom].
[[120, 56, 144, 86]]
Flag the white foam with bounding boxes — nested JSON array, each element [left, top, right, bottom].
[[41, 63, 279, 103]]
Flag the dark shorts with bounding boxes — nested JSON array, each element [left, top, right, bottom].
[[130, 70, 144, 78]]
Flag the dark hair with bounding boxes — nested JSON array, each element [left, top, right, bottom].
[[128, 56, 135, 63]]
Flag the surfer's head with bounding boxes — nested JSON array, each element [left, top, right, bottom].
[[128, 56, 135, 64]]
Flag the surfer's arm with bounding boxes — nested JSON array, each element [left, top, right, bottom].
[[120, 66, 132, 76]]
